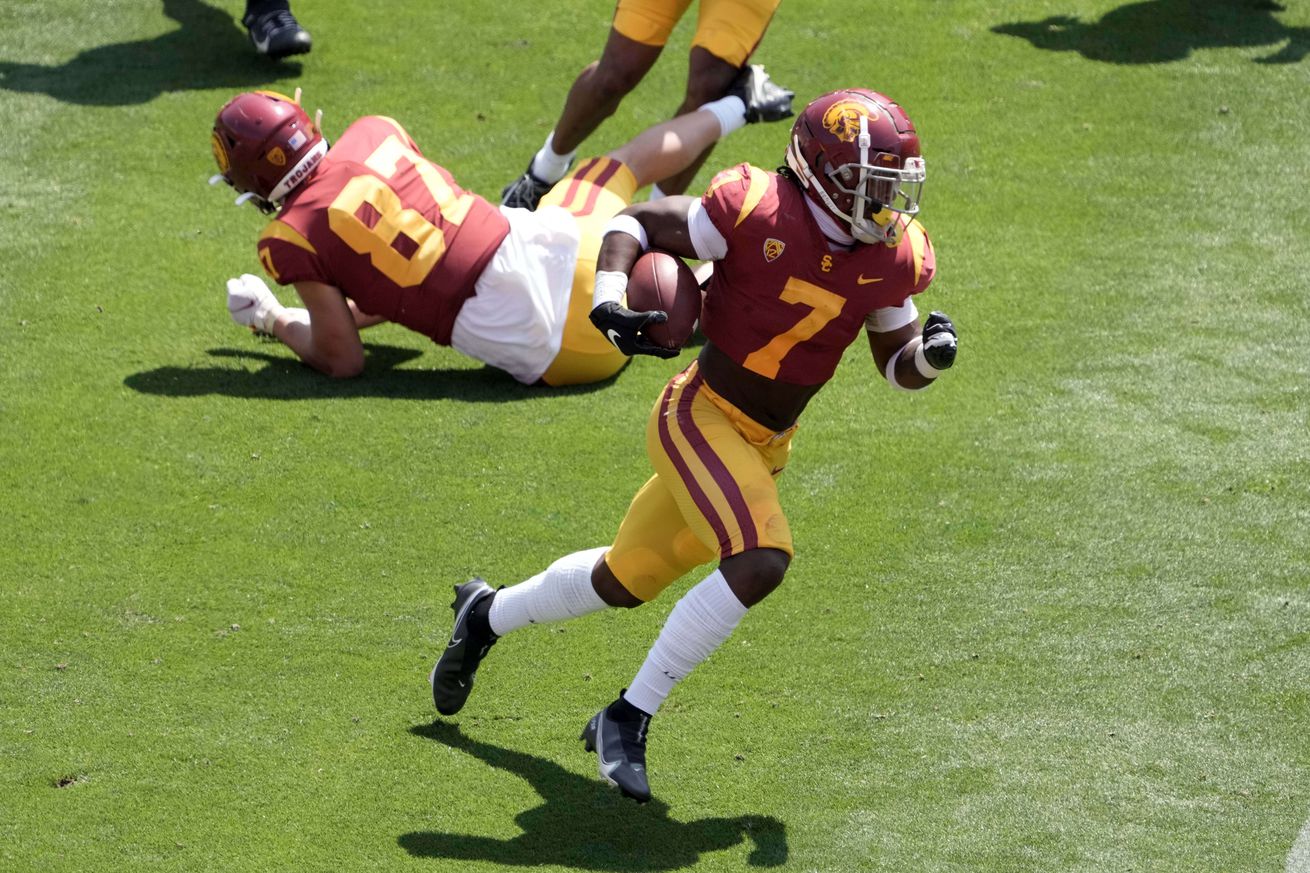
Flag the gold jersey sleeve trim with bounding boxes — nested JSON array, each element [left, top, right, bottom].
[[707, 168, 745, 196], [905, 219, 928, 286], [734, 167, 771, 228], [259, 219, 318, 256]]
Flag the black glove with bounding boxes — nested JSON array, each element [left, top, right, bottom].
[[589, 301, 679, 359], [921, 310, 958, 370]]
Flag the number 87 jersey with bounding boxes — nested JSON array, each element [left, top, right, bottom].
[[257, 116, 510, 346], [697, 163, 936, 386]]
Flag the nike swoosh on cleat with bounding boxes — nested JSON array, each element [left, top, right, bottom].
[[856, 274, 884, 284], [447, 637, 463, 648], [253, 35, 272, 53], [606, 329, 623, 349], [595, 719, 620, 779]]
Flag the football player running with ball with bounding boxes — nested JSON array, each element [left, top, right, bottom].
[[208, 71, 792, 386], [433, 88, 960, 803]]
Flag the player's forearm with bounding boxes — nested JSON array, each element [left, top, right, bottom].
[[269, 313, 360, 378], [881, 336, 937, 391], [875, 310, 959, 392], [270, 311, 320, 367], [597, 217, 647, 277]]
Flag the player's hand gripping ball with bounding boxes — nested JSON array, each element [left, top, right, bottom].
[[624, 250, 703, 351]]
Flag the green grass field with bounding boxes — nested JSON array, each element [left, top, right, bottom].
[[3, 1, 1309, 870]]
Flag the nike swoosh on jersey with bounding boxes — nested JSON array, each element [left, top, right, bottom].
[[856, 275, 884, 284]]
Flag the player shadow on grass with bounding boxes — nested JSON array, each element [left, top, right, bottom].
[[992, 0, 1310, 64], [0, 0, 300, 106], [122, 345, 617, 401], [400, 721, 788, 870]]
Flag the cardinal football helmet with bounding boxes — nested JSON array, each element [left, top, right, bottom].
[[785, 88, 925, 244], [210, 89, 326, 211]]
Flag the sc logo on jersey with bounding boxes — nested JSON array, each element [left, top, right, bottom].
[[763, 238, 785, 262]]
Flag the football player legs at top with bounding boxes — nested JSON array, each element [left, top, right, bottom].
[[501, 0, 787, 210]]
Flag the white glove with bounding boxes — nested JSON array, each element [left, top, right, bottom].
[[226, 273, 285, 334]]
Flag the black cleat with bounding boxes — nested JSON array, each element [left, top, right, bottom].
[[729, 64, 795, 123], [244, 8, 312, 60], [430, 579, 497, 716], [500, 164, 556, 211], [580, 694, 653, 804]]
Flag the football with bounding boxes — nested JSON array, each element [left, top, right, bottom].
[[626, 250, 702, 350]]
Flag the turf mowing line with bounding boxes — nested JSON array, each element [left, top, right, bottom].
[[1290, 811, 1310, 873]]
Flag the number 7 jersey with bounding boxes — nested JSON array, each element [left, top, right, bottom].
[[255, 116, 510, 346], [699, 163, 936, 386]]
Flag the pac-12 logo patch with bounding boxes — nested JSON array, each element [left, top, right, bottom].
[[763, 238, 785, 262], [211, 132, 230, 173], [267, 146, 287, 167]]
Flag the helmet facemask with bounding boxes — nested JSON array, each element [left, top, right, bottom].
[[825, 144, 925, 245]]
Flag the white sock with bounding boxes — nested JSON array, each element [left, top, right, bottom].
[[488, 547, 609, 635], [529, 132, 576, 184], [624, 569, 748, 716], [699, 95, 747, 138], [648, 183, 668, 202]]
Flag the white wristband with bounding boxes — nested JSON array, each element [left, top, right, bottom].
[[593, 270, 629, 309], [258, 303, 287, 335], [913, 342, 943, 379], [884, 337, 919, 391], [278, 307, 310, 331], [603, 214, 649, 251]]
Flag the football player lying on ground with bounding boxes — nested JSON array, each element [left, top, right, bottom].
[[208, 68, 793, 386], [432, 88, 960, 803]]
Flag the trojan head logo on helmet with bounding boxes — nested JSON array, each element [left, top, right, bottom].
[[821, 100, 870, 143], [785, 88, 925, 245], [209, 89, 327, 212]]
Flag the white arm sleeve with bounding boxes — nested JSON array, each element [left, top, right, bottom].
[[688, 199, 729, 261], [865, 298, 920, 333]]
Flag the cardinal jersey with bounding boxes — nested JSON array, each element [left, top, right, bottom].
[[698, 163, 935, 386], [256, 116, 509, 346]]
